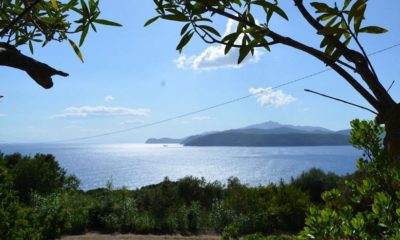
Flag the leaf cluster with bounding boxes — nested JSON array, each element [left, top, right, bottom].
[[0, 0, 121, 61], [299, 120, 400, 239], [146, 0, 388, 65], [311, 0, 387, 61], [146, 0, 289, 63]]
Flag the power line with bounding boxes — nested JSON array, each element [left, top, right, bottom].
[[45, 68, 332, 143], [26, 42, 400, 143]]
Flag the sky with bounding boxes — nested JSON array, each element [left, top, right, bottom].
[[1, 0, 399, 144]]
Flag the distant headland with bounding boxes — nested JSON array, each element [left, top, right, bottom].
[[145, 121, 351, 146]]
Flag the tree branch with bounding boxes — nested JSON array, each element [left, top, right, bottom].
[[0, 0, 42, 38], [293, 0, 395, 110], [191, 21, 277, 48], [203, 3, 380, 111], [304, 89, 378, 114], [0, 43, 68, 89], [268, 32, 380, 111]]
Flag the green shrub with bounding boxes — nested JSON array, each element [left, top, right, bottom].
[[299, 119, 400, 239], [291, 168, 341, 203], [31, 193, 72, 239], [2, 153, 79, 203], [134, 212, 155, 233], [243, 233, 294, 240], [63, 193, 90, 234], [210, 200, 235, 233], [0, 167, 42, 239], [222, 224, 240, 240], [187, 201, 201, 233]]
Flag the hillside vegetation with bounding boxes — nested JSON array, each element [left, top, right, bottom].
[[1, 120, 399, 239]]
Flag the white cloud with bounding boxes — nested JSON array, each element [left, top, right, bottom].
[[0, 113, 6, 117], [191, 116, 210, 121], [174, 19, 262, 70], [50, 106, 150, 119], [105, 95, 115, 101], [249, 87, 295, 107]]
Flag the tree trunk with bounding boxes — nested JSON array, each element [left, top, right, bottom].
[[381, 103, 400, 164]]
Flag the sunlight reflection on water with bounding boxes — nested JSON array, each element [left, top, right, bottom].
[[0, 144, 361, 190]]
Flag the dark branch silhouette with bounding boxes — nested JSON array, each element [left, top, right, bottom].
[[0, 43, 68, 88]]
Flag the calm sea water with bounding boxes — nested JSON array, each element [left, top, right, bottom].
[[0, 144, 361, 190]]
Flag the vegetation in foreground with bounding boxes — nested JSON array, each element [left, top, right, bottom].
[[0, 120, 399, 239]]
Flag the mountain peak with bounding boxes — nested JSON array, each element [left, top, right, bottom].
[[242, 121, 333, 133]]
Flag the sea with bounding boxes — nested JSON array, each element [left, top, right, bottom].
[[0, 144, 361, 191]]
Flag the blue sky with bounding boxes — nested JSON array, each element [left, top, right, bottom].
[[1, 0, 399, 143]]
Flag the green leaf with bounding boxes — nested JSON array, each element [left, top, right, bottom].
[[191, 3, 207, 15], [161, 14, 189, 22], [238, 37, 251, 64], [348, 0, 366, 23], [318, 27, 347, 35], [180, 23, 191, 36], [94, 19, 122, 27], [90, 22, 97, 32], [50, 0, 58, 9], [343, 0, 352, 9], [253, 0, 288, 21], [353, 3, 366, 35], [79, 25, 89, 46], [199, 25, 220, 37], [317, 13, 334, 22], [223, 33, 240, 55], [68, 39, 84, 62], [80, 0, 90, 18], [176, 31, 194, 53], [238, 45, 251, 64], [310, 2, 337, 14], [359, 26, 388, 34], [29, 40, 34, 54], [144, 16, 160, 27], [89, 0, 99, 13]]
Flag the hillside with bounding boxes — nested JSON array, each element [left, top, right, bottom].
[[145, 121, 351, 146], [183, 132, 350, 146]]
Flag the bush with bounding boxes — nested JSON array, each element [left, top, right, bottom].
[[299, 119, 400, 239], [291, 168, 341, 203], [1, 153, 79, 203], [222, 224, 240, 240], [243, 233, 294, 240], [0, 167, 41, 239], [31, 193, 71, 239]]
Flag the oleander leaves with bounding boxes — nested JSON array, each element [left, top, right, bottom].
[[0, 0, 121, 61]]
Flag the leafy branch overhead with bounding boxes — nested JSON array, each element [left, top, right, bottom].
[[146, 0, 400, 165], [0, 0, 121, 60], [146, 0, 386, 64], [0, 0, 121, 88]]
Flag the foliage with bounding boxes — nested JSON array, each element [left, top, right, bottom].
[[0, 153, 86, 239], [0, 151, 346, 237], [0, 0, 121, 60], [31, 193, 71, 239], [291, 168, 341, 203], [299, 119, 400, 239], [146, 0, 400, 165], [243, 233, 294, 240], [0, 153, 79, 203], [146, 0, 386, 64], [211, 177, 310, 235], [0, 166, 41, 239], [222, 224, 240, 240]]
